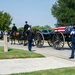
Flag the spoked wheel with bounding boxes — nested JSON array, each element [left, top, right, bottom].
[[53, 32, 65, 50], [47, 33, 54, 47], [67, 41, 72, 49], [35, 32, 44, 48]]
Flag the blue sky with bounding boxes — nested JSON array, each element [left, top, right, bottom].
[[0, 0, 57, 28]]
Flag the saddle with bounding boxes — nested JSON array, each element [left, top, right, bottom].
[[13, 31, 19, 37]]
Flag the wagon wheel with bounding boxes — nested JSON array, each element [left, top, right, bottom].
[[67, 41, 72, 49], [35, 32, 44, 48], [47, 33, 54, 47], [53, 32, 65, 50]]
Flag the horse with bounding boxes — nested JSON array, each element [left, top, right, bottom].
[[22, 31, 28, 46], [10, 30, 23, 44]]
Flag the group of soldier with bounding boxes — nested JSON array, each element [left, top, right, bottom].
[[11, 21, 33, 51], [11, 21, 30, 36]]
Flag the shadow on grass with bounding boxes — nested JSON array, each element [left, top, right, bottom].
[[8, 48, 13, 52]]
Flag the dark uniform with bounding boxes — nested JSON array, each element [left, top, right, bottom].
[[23, 21, 30, 36], [26, 27, 33, 51], [12, 25, 17, 32], [69, 26, 75, 59], [11, 24, 17, 37]]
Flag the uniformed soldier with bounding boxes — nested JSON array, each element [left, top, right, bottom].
[[23, 21, 30, 36], [11, 23, 17, 37], [26, 26, 34, 51], [69, 26, 75, 59]]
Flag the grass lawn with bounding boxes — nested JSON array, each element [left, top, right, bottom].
[[9, 67, 75, 75], [0, 46, 45, 59]]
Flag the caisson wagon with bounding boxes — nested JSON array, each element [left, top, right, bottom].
[[34, 26, 73, 50]]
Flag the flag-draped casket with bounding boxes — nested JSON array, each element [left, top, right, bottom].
[[54, 26, 73, 33]]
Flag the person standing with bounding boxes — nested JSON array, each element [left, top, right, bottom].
[[26, 26, 33, 51], [69, 26, 75, 59]]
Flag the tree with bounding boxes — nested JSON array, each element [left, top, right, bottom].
[[44, 25, 51, 30], [32, 25, 41, 30], [51, 0, 75, 27], [0, 11, 13, 31], [18, 27, 23, 30], [32, 25, 52, 30]]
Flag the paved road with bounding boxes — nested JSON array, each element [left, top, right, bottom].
[[0, 41, 75, 74], [0, 40, 75, 61]]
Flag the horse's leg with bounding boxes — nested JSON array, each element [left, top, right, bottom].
[[18, 38, 20, 45], [24, 39, 27, 46], [19, 37, 22, 45], [11, 38, 13, 44], [14, 38, 15, 44], [19, 39, 23, 45], [20, 35, 23, 44], [18, 39, 20, 45], [20, 38, 23, 44], [18, 36, 21, 45], [21, 39, 23, 44], [23, 39, 25, 46]]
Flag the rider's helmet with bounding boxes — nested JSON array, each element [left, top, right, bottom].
[[25, 21, 27, 23], [13, 23, 15, 26]]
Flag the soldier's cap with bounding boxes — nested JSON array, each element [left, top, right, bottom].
[[25, 21, 27, 23], [13, 23, 15, 25]]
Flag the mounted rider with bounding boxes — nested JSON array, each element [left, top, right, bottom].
[[23, 21, 30, 36], [11, 23, 17, 37]]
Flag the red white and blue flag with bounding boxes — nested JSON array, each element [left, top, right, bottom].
[[54, 26, 66, 33]]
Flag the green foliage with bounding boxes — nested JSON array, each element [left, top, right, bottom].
[[32, 25, 52, 30], [0, 11, 13, 31], [18, 27, 23, 30], [51, 0, 75, 27], [9, 27, 12, 30]]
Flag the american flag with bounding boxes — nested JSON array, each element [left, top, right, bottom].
[[54, 26, 66, 33]]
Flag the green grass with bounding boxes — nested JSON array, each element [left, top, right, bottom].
[[10, 67, 75, 75], [0, 46, 45, 59]]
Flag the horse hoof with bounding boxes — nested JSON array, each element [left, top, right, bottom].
[[24, 43, 27, 46]]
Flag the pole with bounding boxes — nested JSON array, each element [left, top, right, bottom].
[[4, 32, 8, 52]]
